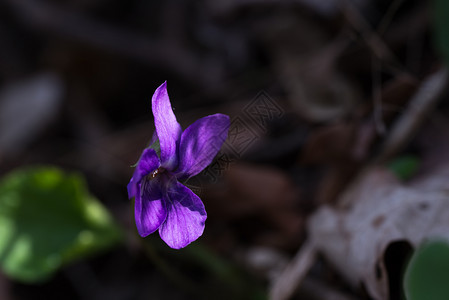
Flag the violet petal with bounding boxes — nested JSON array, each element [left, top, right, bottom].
[[152, 82, 181, 170], [177, 114, 229, 177], [127, 148, 160, 199], [135, 178, 167, 237], [159, 182, 207, 249]]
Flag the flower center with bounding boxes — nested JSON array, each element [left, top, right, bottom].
[[149, 167, 165, 179]]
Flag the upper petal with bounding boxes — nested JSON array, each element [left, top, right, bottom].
[[127, 148, 160, 199], [135, 178, 167, 237], [159, 182, 207, 249], [177, 114, 230, 177], [152, 82, 182, 170]]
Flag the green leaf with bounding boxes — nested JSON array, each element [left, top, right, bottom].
[[0, 167, 122, 283], [434, 0, 449, 66], [388, 155, 419, 181], [149, 138, 161, 156], [404, 240, 449, 300]]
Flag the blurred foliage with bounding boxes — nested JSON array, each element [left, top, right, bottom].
[[181, 244, 267, 300], [388, 155, 420, 181], [434, 0, 449, 66], [0, 167, 122, 283], [404, 240, 449, 300], [145, 238, 267, 300]]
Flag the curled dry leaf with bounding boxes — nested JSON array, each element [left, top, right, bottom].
[[308, 167, 449, 299]]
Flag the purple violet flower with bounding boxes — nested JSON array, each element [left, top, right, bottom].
[[127, 82, 230, 249]]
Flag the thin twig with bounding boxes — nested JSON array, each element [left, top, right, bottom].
[[301, 277, 359, 300], [269, 239, 317, 300], [376, 0, 406, 36], [376, 68, 449, 163], [372, 55, 386, 135], [339, 0, 408, 78]]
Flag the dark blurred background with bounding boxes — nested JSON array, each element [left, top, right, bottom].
[[0, 0, 443, 299]]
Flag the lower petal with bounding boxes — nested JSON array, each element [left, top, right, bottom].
[[135, 179, 167, 237], [159, 182, 207, 249]]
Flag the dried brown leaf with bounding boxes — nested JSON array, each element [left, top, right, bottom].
[[308, 167, 449, 299]]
